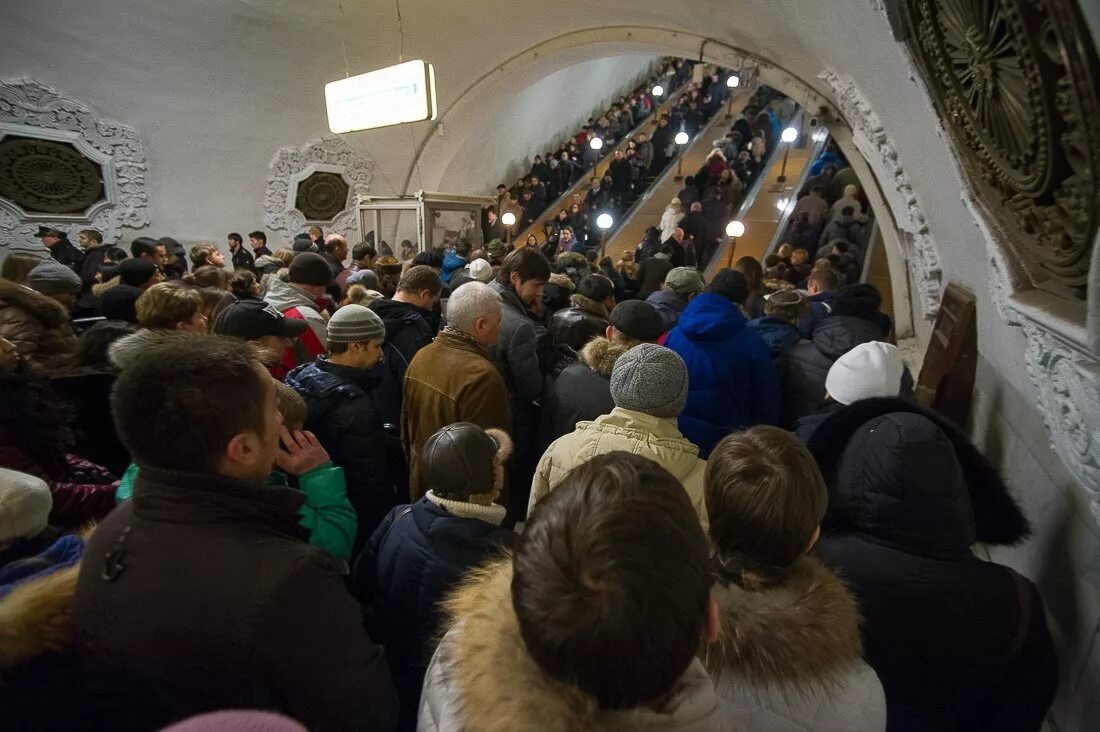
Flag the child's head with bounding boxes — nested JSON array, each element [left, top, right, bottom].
[[513, 452, 712, 709], [705, 427, 827, 587], [274, 380, 307, 431]]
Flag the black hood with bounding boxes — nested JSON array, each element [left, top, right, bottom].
[[829, 284, 883, 322], [807, 397, 1030, 548], [370, 298, 431, 338]]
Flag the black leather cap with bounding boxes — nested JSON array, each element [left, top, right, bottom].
[[421, 423, 500, 500]]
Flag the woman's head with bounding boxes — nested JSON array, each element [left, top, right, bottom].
[[229, 269, 260, 299], [526, 234, 538, 247], [733, 256, 764, 294], [184, 265, 231, 290], [197, 288, 235, 334], [135, 282, 206, 331], [67, 319, 137, 371]]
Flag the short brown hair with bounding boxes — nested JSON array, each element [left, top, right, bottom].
[[808, 267, 840, 292], [197, 287, 234, 334], [112, 336, 268, 474], [229, 269, 259, 299], [189, 243, 220, 268], [705, 427, 827, 586], [513, 452, 710, 709], [274, 380, 307, 430], [135, 282, 203, 330], [79, 229, 103, 245], [397, 265, 443, 296], [497, 247, 550, 286], [184, 265, 230, 290]]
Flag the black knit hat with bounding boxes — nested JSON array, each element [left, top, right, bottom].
[[707, 268, 748, 305], [610, 300, 664, 341], [118, 258, 159, 287], [288, 252, 332, 286]]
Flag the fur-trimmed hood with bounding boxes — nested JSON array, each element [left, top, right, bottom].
[[426, 559, 727, 731], [547, 272, 576, 290], [569, 293, 609, 319], [108, 328, 203, 371], [706, 556, 863, 692], [806, 397, 1029, 546], [0, 278, 70, 328], [0, 563, 80, 671], [579, 336, 628, 377]]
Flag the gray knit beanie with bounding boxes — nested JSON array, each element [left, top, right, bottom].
[[326, 304, 385, 344], [26, 259, 81, 295], [609, 343, 689, 418]]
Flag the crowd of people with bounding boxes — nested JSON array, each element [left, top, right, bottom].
[[485, 60, 764, 260], [0, 117, 1057, 732]]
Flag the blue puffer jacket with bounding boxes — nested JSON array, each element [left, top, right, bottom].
[[353, 496, 514, 730], [665, 293, 781, 457], [747, 316, 803, 357]]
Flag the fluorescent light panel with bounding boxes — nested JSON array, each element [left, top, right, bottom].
[[326, 59, 438, 133]]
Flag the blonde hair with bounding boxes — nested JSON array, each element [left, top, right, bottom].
[[188, 243, 221, 268], [342, 284, 384, 307], [136, 282, 204, 330], [791, 249, 810, 265], [273, 248, 295, 267], [308, 226, 323, 239], [274, 380, 308, 430], [776, 243, 793, 260]]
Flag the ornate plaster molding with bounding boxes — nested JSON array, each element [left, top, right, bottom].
[[0, 78, 149, 250], [819, 68, 943, 320], [264, 136, 374, 245]]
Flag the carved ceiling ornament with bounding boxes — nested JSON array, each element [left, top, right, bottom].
[[264, 136, 373, 245], [0, 78, 149, 251], [818, 68, 944, 320], [904, 0, 1100, 299]]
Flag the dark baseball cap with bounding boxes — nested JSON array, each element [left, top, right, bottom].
[[214, 299, 308, 340]]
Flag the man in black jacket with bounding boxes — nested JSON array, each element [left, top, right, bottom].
[[36, 225, 84, 272], [227, 232, 254, 272], [540, 300, 664, 449], [72, 336, 397, 731], [287, 304, 395, 547], [370, 265, 442, 490]]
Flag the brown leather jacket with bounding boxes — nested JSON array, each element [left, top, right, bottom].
[[0, 279, 76, 367], [402, 332, 511, 500]]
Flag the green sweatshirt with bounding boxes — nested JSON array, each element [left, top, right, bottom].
[[115, 462, 357, 561]]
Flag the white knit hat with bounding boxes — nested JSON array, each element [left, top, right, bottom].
[[0, 468, 52, 547], [467, 259, 493, 283], [825, 342, 904, 405]]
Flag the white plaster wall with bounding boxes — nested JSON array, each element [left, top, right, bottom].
[[2, 0, 1097, 725]]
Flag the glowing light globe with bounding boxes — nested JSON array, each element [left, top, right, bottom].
[[652, 84, 665, 97], [674, 131, 689, 145], [781, 126, 798, 143], [726, 75, 739, 88], [590, 137, 604, 150], [596, 213, 614, 230], [501, 212, 516, 227], [725, 220, 745, 238]]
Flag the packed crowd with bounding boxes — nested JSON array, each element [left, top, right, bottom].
[[485, 60, 767, 257], [0, 161, 1057, 729]]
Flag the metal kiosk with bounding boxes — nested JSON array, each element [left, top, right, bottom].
[[356, 191, 492, 259]]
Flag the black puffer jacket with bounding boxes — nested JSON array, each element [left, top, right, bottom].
[[809, 400, 1055, 732], [774, 314, 883, 428], [539, 337, 625, 450], [369, 299, 436, 429], [286, 358, 396, 545], [548, 294, 609, 351]]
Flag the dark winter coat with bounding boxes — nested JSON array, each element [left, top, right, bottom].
[[48, 370, 130, 476], [76, 246, 109, 311], [48, 239, 85, 272], [774, 315, 884, 428], [636, 257, 673, 300], [548, 294, 609, 352], [0, 279, 77, 367], [72, 465, 398, 732], [369, 298, 436, 430], [539, 337, 624, 450], [747, 316, 804, 357], [809, 401, 1055, 732], [354, 496, 514, 731], [665, 293, 781, 457], [646, 288, 690, 332], [490, 281, 551, 406], [231, 245, 255, 272], [286, 358, 396, 544]]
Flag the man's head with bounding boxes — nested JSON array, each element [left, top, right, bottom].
[[609, 344, 689, 418], [690, 202, 703, 213], [112, 336, 279, 481], [288, 252, 333, 296], [607, 299, 664, 346], [78, 229, 103, 248], [189, 243, 226, 269], [131, 237, 168, 267], [34, 226, 66, 249], [351, 241, 377, 268], [671, 227, 685, 243], [577, 274, 615, 311], [663, 267, 705, 299], [325, 304, 385, 370], [248, 231, 267, 250], [514, 451, 713, 709], [214, 299, 308, 361], [227, 232, 243, 250], [807, 267, 840, 296], [324, 234, 349, 263], [119, 258, 163, 290], [707, 268, 749, 306], [421, 423, 512, 505], [706, 426, 827, 582], [26, 259, 82, 309], [497, 248, 550, 310], [135, 282, 206, 331], [446, 281, 502, 348], [559, 226, 573, 241], [495, 184, 507, 196], [394, 265, 443, 311]]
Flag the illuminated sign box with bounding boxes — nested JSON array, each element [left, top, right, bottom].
[[326, 59, 438, 134]]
